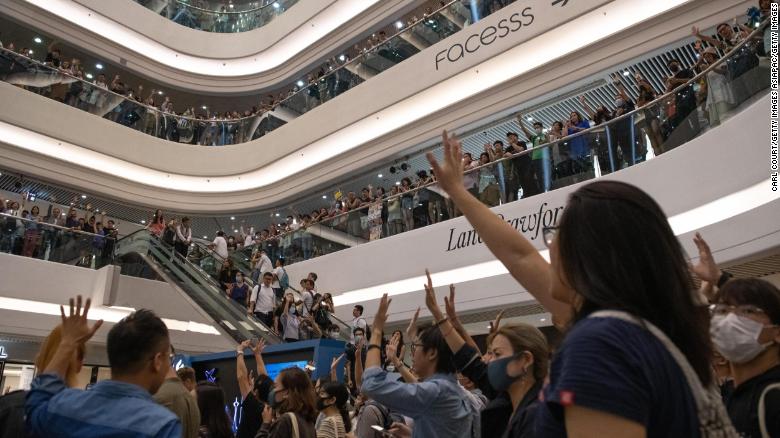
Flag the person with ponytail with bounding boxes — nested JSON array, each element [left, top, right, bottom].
[[315, 382, 351, 438]]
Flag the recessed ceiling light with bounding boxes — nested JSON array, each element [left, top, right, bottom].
[[540, 317, 547, 322], [230, 216, 235, 220], [296, 80, 304, 87], [33, 37, 42, 44], [61, 212, 66, 216], [234, 229, 238, 233], [85, 73, 93, 79], [157, 90, 163, 95], [275, 213, 280, 217], [339, 54, 346, 62], [526, 116, 533, 121], [378, 174, 383, 178], [81, 194, 87, 199], [395, 181, 401, 185], [229, 3, 234, 8], [322, 195, 327, 199], [201, 105, 207, 110], [272, 2, 280, 8], [27, 50, 33, 55], [395, 21, 403, 29], [95, 63, 103, 70], [141, 220, 146, 224], [203, 235, 208, 239], [622, 70, 630, 76]]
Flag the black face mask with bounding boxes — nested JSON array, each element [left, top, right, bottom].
[[317, 396, 333, 411]]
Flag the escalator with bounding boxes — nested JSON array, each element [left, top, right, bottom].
[[113, 229, 282, 344]]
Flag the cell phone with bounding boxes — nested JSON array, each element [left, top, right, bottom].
[[371, 425, 394, 436]]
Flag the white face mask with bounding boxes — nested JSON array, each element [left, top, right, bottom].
[[534, 127, 543, 134], [711, 313, 775, 364]]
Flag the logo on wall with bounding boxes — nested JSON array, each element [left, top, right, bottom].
[[446, 202, 564, 252], [204, 368, 217, 383], [0, 346, 8, 359]]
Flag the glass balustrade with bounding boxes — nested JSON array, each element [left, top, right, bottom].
[[0, 211, 116, 269], [226, 21, 771, 264], [0, 0, 516, 145], [134, 0, 297, 33]]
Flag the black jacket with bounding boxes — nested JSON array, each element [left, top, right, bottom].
[[724, 364, 780, 438], [0, 390, 28, 438]]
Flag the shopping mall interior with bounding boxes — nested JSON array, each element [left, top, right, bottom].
[[0, 0, 778, 437]]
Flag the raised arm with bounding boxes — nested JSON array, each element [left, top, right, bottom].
[[236, 340, 252, 399], [516, 113, 534, 139], [691, 26, 725, 49], [44, 296, 103, 378], [386, 336, 417, 383], [354, 337, 365, 387], [251, 339, 268, 377], [578, 95, 597, 120], [330, 353, 344, 382], [427, 131, 571, 323]]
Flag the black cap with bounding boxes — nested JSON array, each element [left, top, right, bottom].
[[506, 131, 519, 137]]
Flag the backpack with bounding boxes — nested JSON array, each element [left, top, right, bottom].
[[590, 311, 739, 438], [365, 400, 405, 430], [162, 227, 176, 246], [278, 267, 290, 291]]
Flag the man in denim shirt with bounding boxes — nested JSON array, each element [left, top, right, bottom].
[[26, 296, 181, 437], [361, 294, 476, 438]]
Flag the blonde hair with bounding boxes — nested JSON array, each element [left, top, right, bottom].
[[487, 323, 550, 382], [35, 325, 86, 387]]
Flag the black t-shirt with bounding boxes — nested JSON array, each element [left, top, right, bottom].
[[535, 316, 700, 437], [44, 52, 60, 67], [237, 392, 264, 438], [725, 365, 780, 438]]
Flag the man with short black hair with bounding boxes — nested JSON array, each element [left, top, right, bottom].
[[351, 305, 368, 343], [26, 298, 181, 437], [249, 272, 276, 327], [176, 367, 196, 394], [154, 351, 200, 438]]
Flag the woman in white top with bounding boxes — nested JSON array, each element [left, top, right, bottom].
[[315, 382, 351, 438]]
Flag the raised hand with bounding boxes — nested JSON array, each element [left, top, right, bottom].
[[373, 293, 392, 333], [426, 130, 464, 194], [406, 307, 420, 341], [262, 404, 274, 424], [488, 309, 505, 336], [238, 339, 251, 352], [423, 269, 444, 321], [443, 284, 459, 323], [59, 295, 103, 347], [691, 232, 721, 283], [251, 339, 266, 355], [385, 335, 400, 364], [331, 353, 345, 371]]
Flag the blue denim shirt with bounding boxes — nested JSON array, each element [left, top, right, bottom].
[[26, 373, 181, 438], [361, 367, 475, 438]]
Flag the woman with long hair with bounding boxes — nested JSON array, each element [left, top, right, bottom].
[[148, 209, 165, 237], [315, 382, 351, 438], [22, 205, 42, 257], [257, 367, 317, 437], [427, 131, 730, 437], [0, 325, 86, 438], [196, 383, 234, 438]]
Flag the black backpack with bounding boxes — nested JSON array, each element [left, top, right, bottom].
[[162, 227, 176, 246], [365, 400, 405, 430]]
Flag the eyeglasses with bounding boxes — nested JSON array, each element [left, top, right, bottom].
[[542, 226, 558, 248], [711, 304, 767, 318], [410, 341, 422, 354]]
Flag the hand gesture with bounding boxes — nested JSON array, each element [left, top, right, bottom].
[[444, 284, 459, 324], [262, 404, 274, 424], [331, 353, 345, 371], [406, 307, 420, 341], [373, 293, 392, 333], [426, 130, 464, 194], [238, 339, 251, 352], [389, 422, 413, 438], [488, 309, 505, 336], [385, 335, 400, 363], [251, 339, 266, 355], [691, 232, 721, 283], [423, 269, 444, 321], [57, 296, 103, 349]]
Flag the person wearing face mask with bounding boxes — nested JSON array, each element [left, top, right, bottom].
[[257, 367, 317, 437], [230, 272, 250, 307], [710, 279, 780, 438], [280, 294, 301, 343], [427, 131, 735, 438], [423, 272, 549, 438], [315, 382, 351, 438]]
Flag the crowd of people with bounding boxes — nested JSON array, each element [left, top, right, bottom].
[[0, 0, 473, 146]]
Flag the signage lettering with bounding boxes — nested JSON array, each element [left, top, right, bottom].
[[435, 8, 535, 70], [446, 202, 564, 251], [0, 346, 7, 359]]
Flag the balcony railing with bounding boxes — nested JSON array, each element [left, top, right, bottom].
[[133, 0, 297, 33]]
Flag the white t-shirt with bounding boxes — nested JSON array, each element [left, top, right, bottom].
[[257, 254, 273, 276], [244, 235, 254, 247], [300, 289, 314, 317], [212, 236, 228, 259], [250, 284, 276, 314], [351, 316, 367, 342], [272, 266, 284, 288]]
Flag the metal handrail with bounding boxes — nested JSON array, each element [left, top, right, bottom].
[[0, 211, 116, 240]]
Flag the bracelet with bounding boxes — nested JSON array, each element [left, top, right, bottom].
[[435, 316, 449, 326], [717, 271, 733, 288], [367, 344, 382, 352], [236, 350, 244, 356]]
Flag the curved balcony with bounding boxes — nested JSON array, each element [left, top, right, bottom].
[[134, 0, 297, 33]]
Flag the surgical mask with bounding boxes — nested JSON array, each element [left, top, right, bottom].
[[487, 354, 527, 392], [355, 335, 363, 344], [534, 127, 542, 134], [711, 313, 775, 364], [316, 396, 333, 411], [614, 98, 625, 107]]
